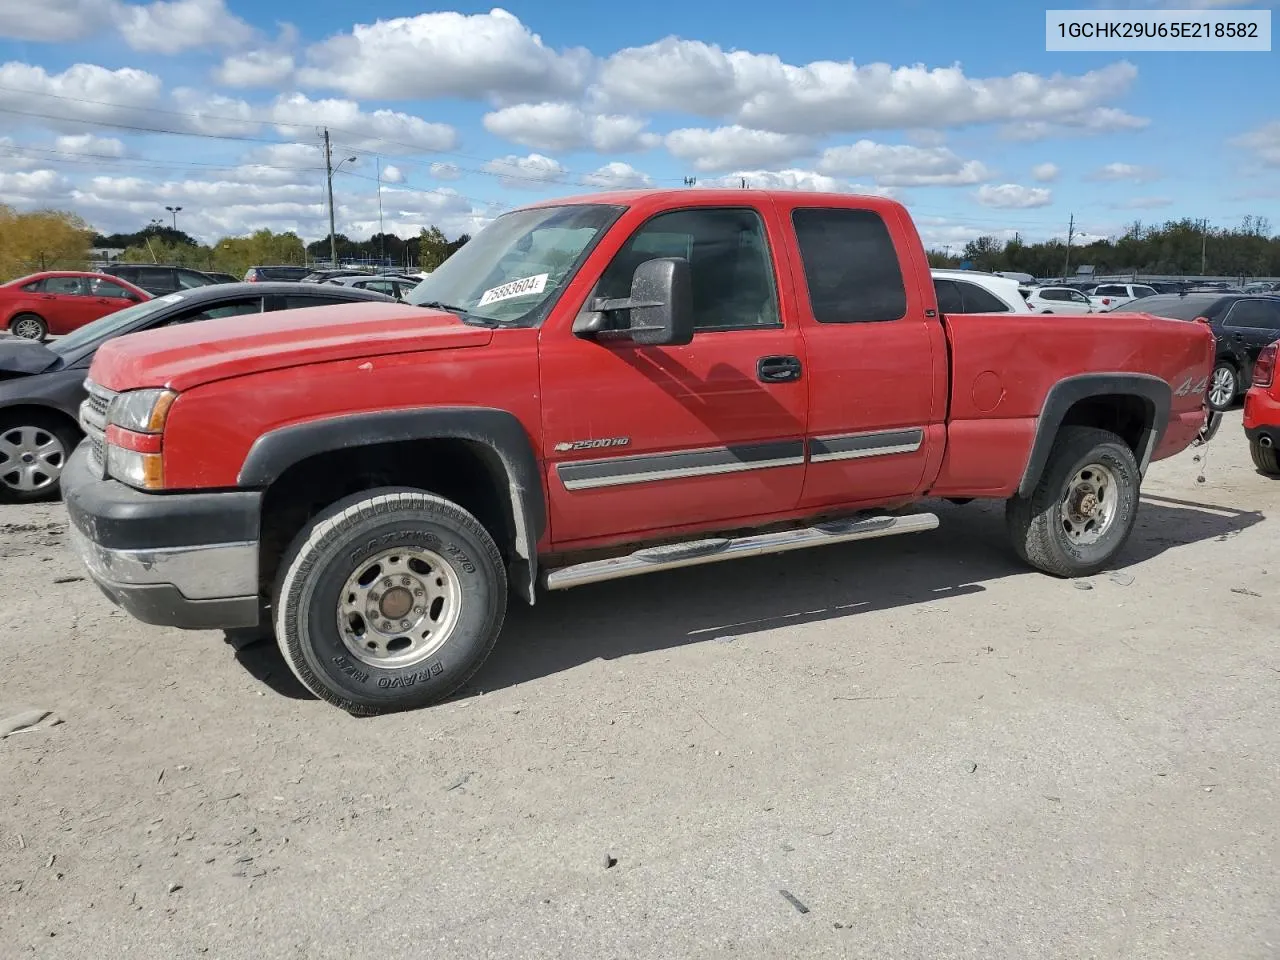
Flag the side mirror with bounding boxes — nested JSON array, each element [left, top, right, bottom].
[[573, 257, 694, 346]]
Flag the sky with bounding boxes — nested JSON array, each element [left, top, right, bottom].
[[0, 0, 1276, 251]]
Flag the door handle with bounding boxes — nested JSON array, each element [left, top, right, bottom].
[[757, 355, 802, 383]]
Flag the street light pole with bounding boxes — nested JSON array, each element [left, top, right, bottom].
[[323, 130, 358, 269], [164, 206, 182, 231]]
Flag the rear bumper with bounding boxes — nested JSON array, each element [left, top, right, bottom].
[[62, 442, 262, 630], [1243, 386, 1280, 438]]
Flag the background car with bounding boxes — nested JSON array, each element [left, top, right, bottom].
[[324, 274, 420, 301], [0, 271, 150, 341], [931, 269, 1031, 313], [1085, 282, 1159, 312], [0, 281, 394, 503], [201, 271, 240, 285], [301, 268, 371, 283], [1023, 286, 1095, 313], [244, 265, 311, 282], [1242, 339, 1279, 475], [99, 263, 219, 297], [1125, 292, 1280, 409]]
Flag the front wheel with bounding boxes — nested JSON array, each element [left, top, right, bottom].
[[1250, 438, 1280, 477], [1005, 426, 1141, 578], [1207, 362, 1238, 411], [273, 488, 508, 715], [0, 412, 80, 503]]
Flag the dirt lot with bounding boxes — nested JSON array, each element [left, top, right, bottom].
[[1, 411, 1277, 959]]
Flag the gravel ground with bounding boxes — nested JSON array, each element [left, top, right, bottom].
[[1, 410, 1276, 959]]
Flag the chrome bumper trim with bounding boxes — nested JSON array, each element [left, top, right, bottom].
[[68, 524, 258, 600]]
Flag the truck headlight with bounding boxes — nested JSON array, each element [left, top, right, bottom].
[[107, 388, 175, 434], [104, 389, 175, 489]]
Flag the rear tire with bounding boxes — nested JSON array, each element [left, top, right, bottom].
[[9, 314, 47, 341], [1250, 438, 1280, 477], [1207, 362, 1238, 411], [1005, 426, 1141, 578], [273, 487, 507, 715]]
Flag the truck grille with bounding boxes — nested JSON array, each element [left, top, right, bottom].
[[80, 380, 115, 477]]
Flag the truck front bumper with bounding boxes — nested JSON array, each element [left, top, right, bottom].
[[62, 442, 263, 630]]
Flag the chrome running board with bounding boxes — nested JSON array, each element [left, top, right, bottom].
[[542, 513, 940, 591]]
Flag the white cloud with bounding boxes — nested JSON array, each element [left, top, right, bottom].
[[54, 134, 127, 157], [1031, 162, 1059, 183], [665, 126, 813, 172], [0, 0, 115, 41], [266, 94, 457, 152], [118, 0, 253, 54], [380, 164, 404, 184], [1231, 122, 1280, 167], [482, 153, 567, 189], [1109, 196, 1173, 210], [582, 161, 652, 189], [0, 62, 163, 130], [697, 168, 899, 197], [298, 8, 591, 102], [598, 40, 1140, 136], [0, 169, 72, 199], [213, 50, 295, 88], [998, 107, 1149, 141], [1086, 162, 1161, 183], [482, 102, 658, 153], [974, 183, 1053, 209], [430, 162, 462, 181], [817, 140, 991, 186]]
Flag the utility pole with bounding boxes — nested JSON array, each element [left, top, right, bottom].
[[377, 157, 385, 266], [324, 129, 337, 269], [1063, 213, 1075, 277], [1200, 218, 1208, 276], [740, 177, 748, 189]]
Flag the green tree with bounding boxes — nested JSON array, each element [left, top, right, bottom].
[[418, 226, 450, 271], [0, 205, 94, 279]]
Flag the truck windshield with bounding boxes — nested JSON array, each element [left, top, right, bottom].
[[407, 203, 623, 325]]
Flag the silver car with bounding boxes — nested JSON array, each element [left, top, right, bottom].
[[324, 275, 420, 301]]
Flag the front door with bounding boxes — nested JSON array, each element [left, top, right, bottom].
[[539, 201, 808, 548], [772, 199, 949, 511]]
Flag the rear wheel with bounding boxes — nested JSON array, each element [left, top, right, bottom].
[[1006, 426, 1141, 578], [8, 314, 47, 341], [1250, 438, 1280, 477], [0, 412, 80, 503], [1207, 362, 1238, 411], [273, 487, 507, 715]]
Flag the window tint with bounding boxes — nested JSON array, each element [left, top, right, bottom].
[[1227, 299, 1280, 330], [597, 207, 780, 331], [167, 297, 262, 325], [958, 281, 1010, 313], [1040, 289, 1066, 301], [40, 276, 90, 295], [176, 269, 212, 289], [1132, 286, 1157, 299], [108, 266, 138, 283], [1096, 285, 1127, 296], [933, 278, 963, 314], [1068, 290, 1091, 304], [363, 280, 396, 296], [792, 207, 905, 323], [89, 277, 133, 298]]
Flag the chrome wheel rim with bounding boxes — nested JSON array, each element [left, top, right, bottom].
[[1209, 367, 1235, 408], [336, 547, 462, 668], [1060, 462, 1119, 547], [0, 426, 66, 493], [11, 317, 42, 340]]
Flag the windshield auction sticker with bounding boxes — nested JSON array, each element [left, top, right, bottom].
[[478, 273, 549, 306]]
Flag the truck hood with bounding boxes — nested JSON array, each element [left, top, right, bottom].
[[0, 338, 60, 378], [88, 302, 493, 392]]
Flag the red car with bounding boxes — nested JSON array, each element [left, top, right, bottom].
[[1243, 338, 1279, 475], [1, 271, 150, 341], [63, 189, 1216, 715]]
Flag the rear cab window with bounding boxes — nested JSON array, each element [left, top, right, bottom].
[[790, 207, 906, 323]]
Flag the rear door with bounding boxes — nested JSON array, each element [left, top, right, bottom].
[[777, 201, 948, 511], [1221, 299, 1280, 363]]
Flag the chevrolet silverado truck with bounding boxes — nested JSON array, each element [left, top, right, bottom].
[[62, 190, 1219, 715]]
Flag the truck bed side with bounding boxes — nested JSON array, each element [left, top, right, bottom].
[[929, 311, 1214, 498]]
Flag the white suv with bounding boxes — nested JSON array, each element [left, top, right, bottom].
[[931, 270, 1032, 314], [1024, 286, 1095, 314], [1086, 283, 1159, 312]]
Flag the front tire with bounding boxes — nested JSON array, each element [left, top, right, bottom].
[[0, 412, 80, 503], [273, 488, 507, 715], [1005, 426, 1141, 578], [9, 314, 47, 341], [1250, 438, 1280, 477], [1207, 362, 1238, 411]]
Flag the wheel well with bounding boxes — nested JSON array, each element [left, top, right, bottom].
[[257, 438, 517, 602], [1058, 393, 1152, 456], [0, 403, 82, 437], [7, 312, 45, 328]]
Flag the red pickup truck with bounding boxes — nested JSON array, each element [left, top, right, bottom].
[[62, 190, 1218, 715]]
